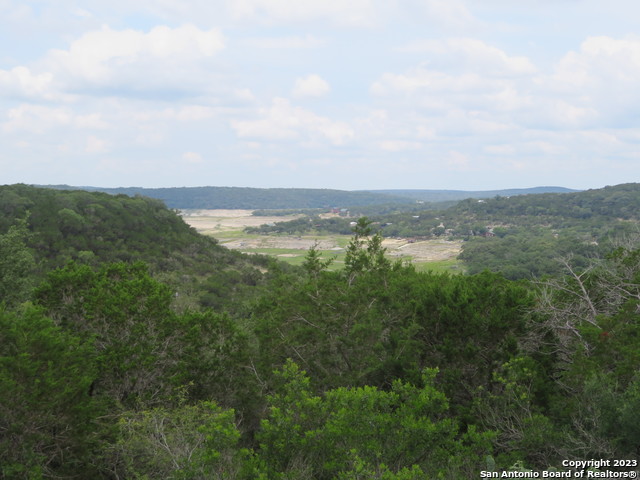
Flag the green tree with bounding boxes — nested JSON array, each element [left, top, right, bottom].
[[0, 218, 35, 308], [256, 361, 493, 479], [344, 217, 390, 281], [0, 306, 99, 479], [35, 261, 259, 415], [302, 242, 333, 278], [35, 262, 177, 406], [110, 399, 246, 480]]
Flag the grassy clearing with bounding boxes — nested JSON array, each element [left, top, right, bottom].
[[240, 246, 464, 273], [413, 258, 465, 274], [213, 233, 463, 273], [181, 211, 464, 274]]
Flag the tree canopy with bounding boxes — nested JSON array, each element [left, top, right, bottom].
[[2, 184, 640, 478]]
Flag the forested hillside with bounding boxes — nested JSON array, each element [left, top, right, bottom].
[[0, 184, 277, 311], [369, 186, 576, 202], [39, 184, 574, 209], [251, 183, 640, 279], [2, 185, 640, 478], [454, 183, 640, 278], [40, 185, 415, 209]]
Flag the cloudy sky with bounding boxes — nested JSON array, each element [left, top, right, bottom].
[[1, 0, 639, 190]]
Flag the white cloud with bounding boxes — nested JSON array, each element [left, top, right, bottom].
[[74, 113, 109, 129], [371, 39, 536, 116], [548, 101, 598, 128], [399, 38, 536, 76], [41, 24, 225, 96], [228, 0, 377, 26], [371, 33, 640, 135], [72, 8, 94, 19], [231, 97, 354, 145], [0, 1, 33, 23], [244, 34, 326, 49], [85, 135, 109, 153], [2, 104, 72, 133], [484, 144, 516, 156], [370, 67, 533, 126], [372, 69, 490, 97], [552, 36, 640, 88], [542, 35, 640, 126], [173, 106, 216, 122], [292, 74, 331, 99], [414, 0, 480, 31], [1, 1, 639, 190], [377, 140, 422, 152], [0, 66, 56, 100], [182, 151, 204, 164], [446, 150, 471, 170]]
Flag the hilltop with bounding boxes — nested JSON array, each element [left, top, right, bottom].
[[3, 183, 640, 477], [367, 186, 576, 203], [36, 184, 574, 209], [0, 184, 279, 310], [247, 183, 640, 278]]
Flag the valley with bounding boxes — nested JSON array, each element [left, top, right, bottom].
[[180, 209, 464, 272]]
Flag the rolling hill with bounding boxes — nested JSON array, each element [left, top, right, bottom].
[[36, 184, 575, 209]]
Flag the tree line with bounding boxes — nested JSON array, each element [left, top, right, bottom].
[[1, 187, 640, 478], [248, 183, 640, 279]]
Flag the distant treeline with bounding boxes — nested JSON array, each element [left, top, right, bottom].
[[3, 189, 640, 478], [37, 184, 574, 210], [249, 183, 640, 279], [38, 185, 415, 209], [369, 186, 576, 202]]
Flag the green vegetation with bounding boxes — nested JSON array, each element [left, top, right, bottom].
[[2, 184, 640, 478], [41, 184, 574, 209], [248, 183, 640, 279], [0, 184, 282, 312], [414, 258, 463, 273], [40, 185, 415, 209]]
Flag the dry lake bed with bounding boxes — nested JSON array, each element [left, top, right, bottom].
[[180, 209, 463, 272]]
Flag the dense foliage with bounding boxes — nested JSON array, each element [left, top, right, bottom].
[[367, 186, 575, 202], [42, 184, 573, 208], [0, 184, 279, 311], [40, 185, 415, 209], [249, 183, 640, 279], [2, 185, 640, 478]]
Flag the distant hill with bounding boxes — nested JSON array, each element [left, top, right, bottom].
[[36, 185, 575, 209], [0, 185, 273, 304], [243, 182, 640, 279], [366, 186, 578, 203], [447, 183, 639, 223], [37, 185, 415, 209], [362, 183, 640, 237]]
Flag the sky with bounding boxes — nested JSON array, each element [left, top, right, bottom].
[[1, 0, 639, 191]]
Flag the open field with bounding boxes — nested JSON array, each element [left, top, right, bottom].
[[179, 209, 298, 233], [180, 209, 464, 273]]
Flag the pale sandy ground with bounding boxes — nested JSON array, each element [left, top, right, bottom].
[[179, 209, 301, 233], [180, 209, 461, 262], [384, 238, 462, 262]]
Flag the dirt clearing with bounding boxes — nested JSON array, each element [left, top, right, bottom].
[[179, 209, 303, 233], [181, 209, 462, 267]]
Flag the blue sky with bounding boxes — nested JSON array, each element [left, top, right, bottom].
[[1, 0, 639, 190]]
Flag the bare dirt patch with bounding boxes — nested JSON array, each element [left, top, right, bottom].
[[180, 209, 303, 233], [222, 237, 338, 250], [181, 209, 462, 264], [385, 238, 462, 262]]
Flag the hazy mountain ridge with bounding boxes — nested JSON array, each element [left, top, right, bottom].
[[368, 186, 578, 202], [35, 184, 576, 209], [4, 184, 640, 477]]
